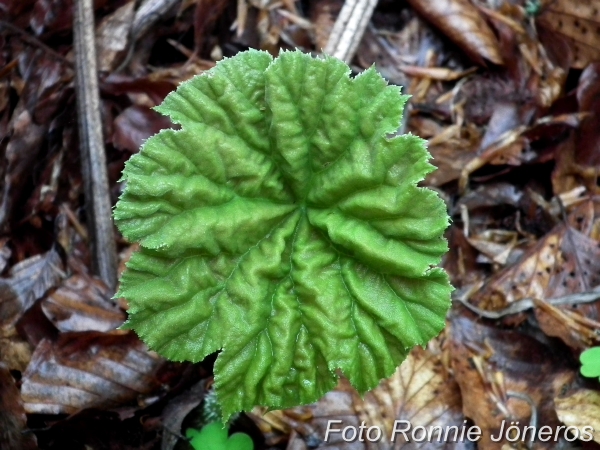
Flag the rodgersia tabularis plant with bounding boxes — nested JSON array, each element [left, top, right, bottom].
[[114, 49, 452, 420]]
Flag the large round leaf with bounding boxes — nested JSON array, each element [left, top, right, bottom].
[[114, 49, 452, 420]]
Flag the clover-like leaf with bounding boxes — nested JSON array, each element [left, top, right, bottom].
[[580, 347, 600, 380], [114, 49, 452, 420]]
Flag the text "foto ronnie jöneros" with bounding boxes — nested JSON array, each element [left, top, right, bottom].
[[324, 420, 595, 443]]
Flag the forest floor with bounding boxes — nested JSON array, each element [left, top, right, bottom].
[[1, 0, 600, 449]]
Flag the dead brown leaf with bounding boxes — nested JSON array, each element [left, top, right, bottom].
[[406, 0, 502, 66], [0, 363, 37, 450], [469, 200, 600, 312], [537, 0, 600, 69], [112, 105, 172, 153], [95, 1, 135, 72], [554, 387, 600, 444], [553, 63, 600, 194], [449, 312, 575, 450], [0, 248, 65, 327], [42, 274, 125, 332], [21, 331, 164, 414]]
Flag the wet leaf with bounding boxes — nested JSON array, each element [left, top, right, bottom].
[[21, 331, 164, 414], [406, 0, 502, 65], [351, 345, 467, 449]]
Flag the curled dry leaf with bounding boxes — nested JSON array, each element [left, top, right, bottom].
[[554, 387, 600, 444], [21, 331, 164, 414], [0, 248, 65, 326], [406, 0, 502, 66], [42, 274, 126, 332], [466, 229, 519, 266], [449, 313, 575, 450], [95, 1, 135, 72]]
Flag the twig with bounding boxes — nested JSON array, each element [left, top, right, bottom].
[[0, 20, 72, 67], [73, 0, 118, 291], [454, 286, 600, 319], [323, 0, 378, 63]]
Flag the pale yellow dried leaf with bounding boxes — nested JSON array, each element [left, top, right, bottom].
[[555, 388, 600, 444]]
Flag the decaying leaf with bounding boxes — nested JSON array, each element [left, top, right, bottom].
[[21, 331, 164, 414], [537, 0, 600, 69], [554, 387, 600, 445], [0, 248, 65, 326], [406, 0, 502, 66], [449, 313, 575, 450], [95, 1, 135, 72], [0, 363, 37, 450], [41, 274, 125, 332], [470, 201, 600, 312], [111, 105, 172, 153]]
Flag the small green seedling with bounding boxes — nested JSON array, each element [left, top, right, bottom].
[[186, 423, 253, 450], [580, 347, 600, 381], [114, 49, 452, 420]]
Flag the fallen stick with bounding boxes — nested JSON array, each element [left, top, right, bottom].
[[73, 0, 118, 291]]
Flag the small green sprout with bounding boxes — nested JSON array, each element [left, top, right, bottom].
[[580, 347, 600, 381], [186, 423, 253, 450], [114, 49, 452, 420]]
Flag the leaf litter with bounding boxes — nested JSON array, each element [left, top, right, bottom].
[[2, 0, 600, 448]]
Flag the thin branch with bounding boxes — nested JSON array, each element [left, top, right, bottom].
[[73, 0, 118, 291], [323, 0, 378, 63], [0, 20, 72, 67], [453, 286, 600, 319]]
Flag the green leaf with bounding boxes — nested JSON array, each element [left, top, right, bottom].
[[187, 423, 227, 450], [185, 424, 254, 450], [114, 49, 453, 420], [580, 347, 600, 379]]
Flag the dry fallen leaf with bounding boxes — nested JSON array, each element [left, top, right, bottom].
[[406, 0, 502, 66], [554, 387, 600, 444], [95, 1, 135, 72], [449, 312, 575, 450], [0, 363, 37, 450], [21, 331, 164, 414], [537, 0, 600, 69], [42, 274, 125, 332], [0, 248, 65, 327], [470, 201, 600, 310]]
